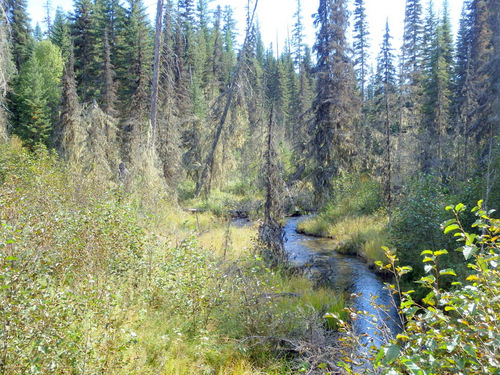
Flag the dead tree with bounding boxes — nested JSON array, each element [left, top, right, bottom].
[[258, 106, 286, 267]]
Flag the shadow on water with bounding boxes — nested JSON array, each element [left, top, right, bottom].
[[284, 216, 402, 349]]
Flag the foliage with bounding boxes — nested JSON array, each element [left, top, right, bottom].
[[391, 174, 459, 289], [368, 202, 500, 374], [12, 40, 63, 147], [0, 139, 348, 374]]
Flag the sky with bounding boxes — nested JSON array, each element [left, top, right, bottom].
[[27, 0, 465, 63]]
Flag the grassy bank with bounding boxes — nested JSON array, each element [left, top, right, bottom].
[[0, 139, 346, 374], [296, 176, 390, 270]]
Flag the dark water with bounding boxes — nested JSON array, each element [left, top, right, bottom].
[[284, 216, 402, 347]]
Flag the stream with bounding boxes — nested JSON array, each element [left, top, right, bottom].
[[284, 216, 402, 348]]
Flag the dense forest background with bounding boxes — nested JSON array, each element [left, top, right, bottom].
[[0, 0, 498, 211], [0, 0, 499, 373]]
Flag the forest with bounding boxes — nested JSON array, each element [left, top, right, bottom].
[[0, 0, 499, 373]]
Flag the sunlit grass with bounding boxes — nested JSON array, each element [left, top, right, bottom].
[[298, 212, 390, 268], [198, 224, 257, 258]]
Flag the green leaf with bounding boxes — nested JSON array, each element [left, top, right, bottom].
[[382, 344, 401, 365], [434, 250, 448, 256], [439, 268, 457, 276], [462, 245, 477, 260], [421, 250, 434, 255], [402, 358, 426, 375], [444, 224, 460, 234], [455, 203, 465, 212], [5, 256, 18, 261], [423, 291, 436, 306]]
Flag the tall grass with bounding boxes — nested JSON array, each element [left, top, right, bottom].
[[0, 138, 346, 374], [297, 175, 390, 267]]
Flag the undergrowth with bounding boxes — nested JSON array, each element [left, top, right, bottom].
[[0, 138, 345, 374]]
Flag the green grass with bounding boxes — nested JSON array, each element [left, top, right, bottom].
[[0, 138, 346, 374], [297, 212, 390, 268]]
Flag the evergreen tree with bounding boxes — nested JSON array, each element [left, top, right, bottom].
[[54, 45, 84, 163], [292, 0, 304, 68], [453, 1, 474, 176], [353, 0, 370, 101], [43, 0, 53, 38], [70, 0, 96, 102], [422, 0, 454, 174], [50, 6, 71, 59], [376, 19, 397, 217], [100, 29, 118, 116], [117, 0, 153, 116], [13, 40, 63, 147], [400, 0, 424, 133], [310, 0, 360, 201], [34, 23, 43, 42], [6, 0, 33, 70]]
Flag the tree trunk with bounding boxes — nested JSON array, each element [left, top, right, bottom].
[[195, 0, 259, 197], [149, 0, 164, 148]]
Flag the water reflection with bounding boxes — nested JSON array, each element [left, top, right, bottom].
[[284, 216, 402, 347]]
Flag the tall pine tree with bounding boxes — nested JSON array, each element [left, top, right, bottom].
[[310, 0, 360, 202]]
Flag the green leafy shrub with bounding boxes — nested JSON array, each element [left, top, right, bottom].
[[370, 202, 500, 374]]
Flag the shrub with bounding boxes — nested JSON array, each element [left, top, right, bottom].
[[367, 202, 500, 374]]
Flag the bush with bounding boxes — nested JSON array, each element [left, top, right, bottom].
[[354, 202, 500, 374]]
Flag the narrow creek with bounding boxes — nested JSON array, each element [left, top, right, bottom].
[[284, 216, 402, 348]]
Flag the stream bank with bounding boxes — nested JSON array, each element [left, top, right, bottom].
[[284, 216, 402, 348]]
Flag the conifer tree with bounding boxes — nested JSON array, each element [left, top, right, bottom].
[[310, 0, 360, 202], [157, 0, 181, 180], [55, 45, 84, 163], [100, 29, 118, 116], [376, 19, 397, 218], [43, 0, 53, 38], [353, 0, 370, 101], [14, 40, 63, 147], [70, 0, 96, 102], [453, 1, 474, 176], [34, 23, 43, 42], [118, 0, 153, 117], [422, 1, 454, 174], [6, 0, 32, 70], [50, 7, 71, 59], [400, 0, 424, 133], [292, 0, 304, 68]]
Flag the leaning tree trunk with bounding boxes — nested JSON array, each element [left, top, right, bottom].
[[195, 0, 259, 197]]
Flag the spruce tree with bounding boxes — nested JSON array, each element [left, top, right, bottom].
[[422, 1, 454, 174], [50, 6, 71, 59], [118, 0, 153, 116], [353, 0, 370, 101], [310, 0, 360, 202], [6, 0, 33, 70], [100, 29, 118, 116], [55, 45, 84, 163], [292, 0, 304, 68], [0, 7, 14, 139], [70, 0, 96, 102], [13, 41, 63, 147], [400, 0, 424, 133], [376, 19, 397, 218]]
